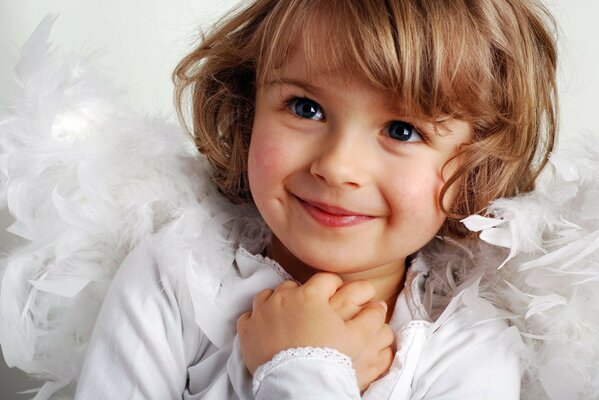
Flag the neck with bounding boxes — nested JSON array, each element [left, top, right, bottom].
[[267, 236, 407, 322]]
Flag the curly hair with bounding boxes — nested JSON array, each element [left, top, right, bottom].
[[173, 0, 558, 239]]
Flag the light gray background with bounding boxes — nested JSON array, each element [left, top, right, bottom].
[[1, 0, 598, 398]]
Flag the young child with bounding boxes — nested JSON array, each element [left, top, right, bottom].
[[0, 0, 564, 399], [72, 0, 557, 398]]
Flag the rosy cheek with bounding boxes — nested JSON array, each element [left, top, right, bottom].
[[388, 170, 444, 215], [248, 135, 287, 185]]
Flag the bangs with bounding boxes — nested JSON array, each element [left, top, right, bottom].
[[254, 0, 495, 122]]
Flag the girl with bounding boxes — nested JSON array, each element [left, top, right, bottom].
[[76, 0, 556, 397], [8, 0, 592, 399]]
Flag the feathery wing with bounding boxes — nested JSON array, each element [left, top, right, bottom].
[[0, 15, 207, 398], [433, 149, 599, 399]]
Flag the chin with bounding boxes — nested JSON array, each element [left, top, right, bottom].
[[291, 244, 375, 274]]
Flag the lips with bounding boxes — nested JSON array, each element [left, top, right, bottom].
[[295, 196, 375, 227]]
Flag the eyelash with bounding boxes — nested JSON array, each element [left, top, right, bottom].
[[282, 95, 428, 143]]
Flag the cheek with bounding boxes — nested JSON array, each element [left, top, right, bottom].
[[248, 141, 281, 183], [384, 166, 449, 239], [247, 125, 290, 195], [387, 169, 444, 215]]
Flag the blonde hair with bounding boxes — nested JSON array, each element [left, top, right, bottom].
[[173, 0, 558, 238]]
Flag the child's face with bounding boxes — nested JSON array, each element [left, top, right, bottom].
[[248, 50, 472, 275]]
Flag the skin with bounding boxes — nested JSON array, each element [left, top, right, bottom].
[[237, 47, 473, 391]]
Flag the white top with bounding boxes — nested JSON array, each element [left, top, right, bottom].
[[75, 229, 521, 400]]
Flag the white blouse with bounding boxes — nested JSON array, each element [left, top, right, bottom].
[[75, 236, 521, 399]]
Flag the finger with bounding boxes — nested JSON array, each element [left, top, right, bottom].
[[329, 281, 376, 321], [347, 301, 388, 343], [372, 324, 395, 350], [375, 346, 394, 377], [236, 311, 251, 332], [274, 280, 300, 293], [301, 272, 344, 299], [356, 346, 394, 393], [354, 325, 394, 368], [252, 288, 274, 310]]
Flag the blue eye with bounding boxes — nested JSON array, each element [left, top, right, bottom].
[[289, 98, 324, 121], [386, 121, 423, 142]]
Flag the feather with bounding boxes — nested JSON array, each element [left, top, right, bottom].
[[27, 278, 91, 299], [448, 141, 599, 399], [0, 15, 215, 398], [539, 358, 586, 400], [479, 226, 512, 249], [460, 214, 506, 231], [549, 154, 580, 182]]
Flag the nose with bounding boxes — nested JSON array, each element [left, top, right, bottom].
[[309, 127, 370, 188]]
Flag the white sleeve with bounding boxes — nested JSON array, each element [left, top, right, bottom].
[[252, 347, 361, 400], [74, 241, 202, 400]]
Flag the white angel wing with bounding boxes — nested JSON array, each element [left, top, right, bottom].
[[429, 147, 599, 399], [0, 15, 209, 398], [489, 150, 599, 400]]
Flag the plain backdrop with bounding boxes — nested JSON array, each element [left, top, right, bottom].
[[1, 0, 598, 398]]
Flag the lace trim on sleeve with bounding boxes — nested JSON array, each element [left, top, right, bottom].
[[252, 347, 357, 396]]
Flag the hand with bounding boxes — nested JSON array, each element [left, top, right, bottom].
[[236, 273, 389, 380], [330, 281, 395, 392]]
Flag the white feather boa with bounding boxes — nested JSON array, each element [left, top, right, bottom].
[[1, 15, 598, 400]]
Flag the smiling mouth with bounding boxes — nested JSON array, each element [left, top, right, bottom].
[[295, 196, 375, 227]]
